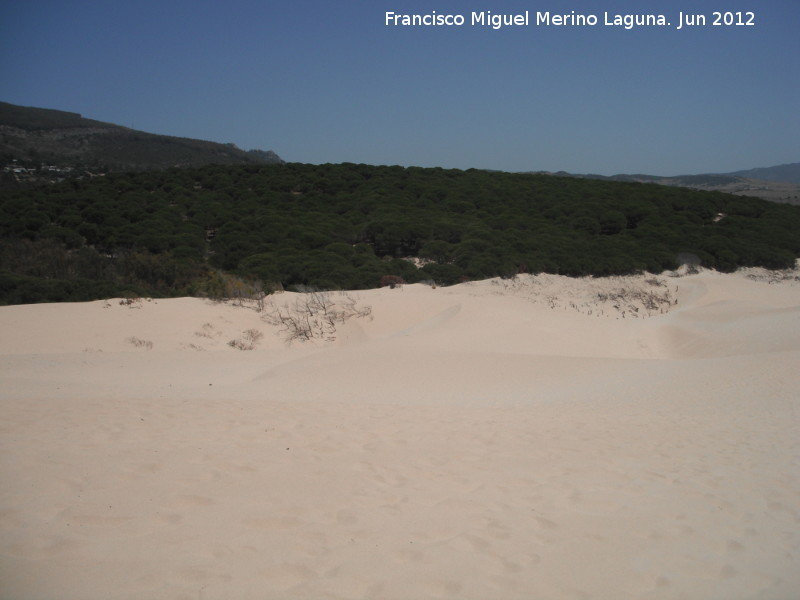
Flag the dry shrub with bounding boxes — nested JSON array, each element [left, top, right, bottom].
[[263, 290, 372, 343]]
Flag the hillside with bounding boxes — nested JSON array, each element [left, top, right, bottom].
[[0, 101, 282, 174], [2, 162, 799, 304], [533, 164, 800, 205], [727, 162, 800, 184]]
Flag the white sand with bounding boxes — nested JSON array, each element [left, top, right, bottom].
[[1, 268, 799, 599]]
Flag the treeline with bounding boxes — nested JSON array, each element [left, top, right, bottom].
[[1, 162, 799, 304]]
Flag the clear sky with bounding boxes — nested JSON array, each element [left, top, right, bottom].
[[2, 0, 798, 175]]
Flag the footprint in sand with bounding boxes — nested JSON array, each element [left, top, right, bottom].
[[157, 512, 183, 525], [423, 579, 463, 597], [8, 535, 83, 560], [243, 516, 304, 530], [170, 494, 215, 508], [499, 558, 523, 573], [535, 516, 558, 530], [392, 547, 423, 563], [655, 576, 670, 589], [336, 509, 358, 525], [486, 519, 511, 540], [258, 563, 318, 591], [720, 564, 738, 579], [458, 533, 491, 551], [726, 539, 744, 553], [177, 566, 232, 584]]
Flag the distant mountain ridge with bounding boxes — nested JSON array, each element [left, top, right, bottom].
[[725, 163, 800, 184], [0, 101, 282, 172], [3, 101, 796, 205], [531, 162, 800, 205]]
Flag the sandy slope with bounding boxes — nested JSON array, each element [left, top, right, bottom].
[[1, 269, 799, 600]]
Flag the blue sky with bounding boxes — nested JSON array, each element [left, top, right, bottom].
[[2, 0, 798, 175]]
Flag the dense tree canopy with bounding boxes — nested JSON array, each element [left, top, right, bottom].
[[2, 162, 799, 303]]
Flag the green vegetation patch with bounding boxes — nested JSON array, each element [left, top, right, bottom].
[[2, 162, 799, 304]]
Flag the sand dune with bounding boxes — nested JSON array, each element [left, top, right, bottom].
[[1, 268, 799, 599]]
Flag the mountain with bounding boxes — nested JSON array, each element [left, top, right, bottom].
[[724, 163, 800, 184], [531, 163, 800, 205], [0, 101, 282, 173]]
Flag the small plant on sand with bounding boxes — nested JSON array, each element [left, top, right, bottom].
[[379, 275, 405, 289], [126, 336, 153, 349], [227, 328, 264, 351], [119, 297, 143, 308], [194, 322, 218, 339]]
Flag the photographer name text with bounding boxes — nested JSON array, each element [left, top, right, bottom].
[[385, 10, 756, 30]]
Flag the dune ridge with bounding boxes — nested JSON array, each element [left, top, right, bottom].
[[1, 268, 799, 599]]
